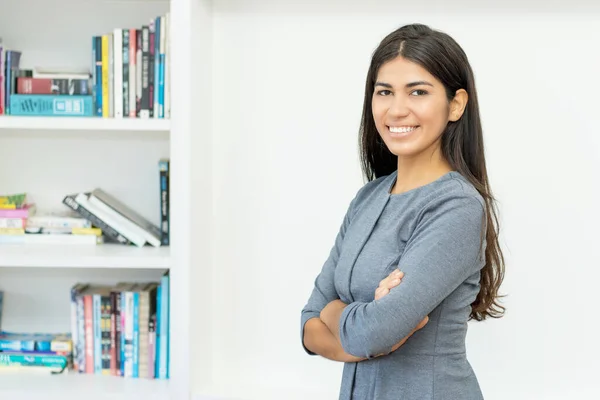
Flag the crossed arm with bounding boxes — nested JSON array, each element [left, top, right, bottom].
[[301, 194, 484, 360], [303, 270, 428, 362]]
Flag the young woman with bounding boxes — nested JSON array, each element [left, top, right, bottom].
[[300, 23, 505, 399]]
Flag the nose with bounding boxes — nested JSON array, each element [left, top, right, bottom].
[[388, 95, 410, 118]]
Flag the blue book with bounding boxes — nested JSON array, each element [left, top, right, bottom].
[[0, 332, 71, 353], [158, 273, 169, 379], [5, 50, 22, 115], [0, 352, 69, 373], [158, 54, 165, 118], [155, 285, 161, 377], [0, 291, 3, 331], [93, 294, 102, 373], [132, 292, 139, 378], [9, 94, 94, 116], [94, 36, 103, 116]]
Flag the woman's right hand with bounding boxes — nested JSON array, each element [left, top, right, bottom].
[[373, 268, 429, 355]]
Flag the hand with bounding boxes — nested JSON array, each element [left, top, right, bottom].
[[374, 268, 404, 300]]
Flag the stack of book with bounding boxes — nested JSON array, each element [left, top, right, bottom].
[[0, 158, 170, 247], [0, 331, 72, 374], [0, 289, 73, 374], [0, 193, 101, 245], [70, 273, 170, 379], [0, 12, 170, 118]]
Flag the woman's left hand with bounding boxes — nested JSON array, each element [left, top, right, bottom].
[[374, 269, 404, 300]]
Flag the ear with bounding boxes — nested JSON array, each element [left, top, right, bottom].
[[448, 89, 468, 122]]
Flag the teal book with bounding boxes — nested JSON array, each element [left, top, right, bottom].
[[0, 291, 3, 331], [0, 332, 71, 353], [0, 352, 69, 373], [9, 94, 94, 116]]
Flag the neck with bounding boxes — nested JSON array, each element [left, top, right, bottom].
[[391, 146, 453, 195]]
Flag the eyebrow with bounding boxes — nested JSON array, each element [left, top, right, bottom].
[[375, 81, 434, 89]]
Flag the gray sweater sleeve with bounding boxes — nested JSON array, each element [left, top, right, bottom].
[[300, 194, 359, 355], [339, 193, 486, 358]]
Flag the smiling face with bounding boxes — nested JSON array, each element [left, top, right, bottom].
[[371, 56, 466, 161]]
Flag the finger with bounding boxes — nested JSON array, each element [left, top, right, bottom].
[[387, 270, 404, 286], [387, 277, 402, 289], [376, 288, 389, 300], [380, 270, 404, 290], [374, 287, 383, 300], [390, 269, 404, 279], [415, 316, 429, 331]]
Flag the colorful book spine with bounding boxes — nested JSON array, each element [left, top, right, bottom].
[[0, 45, 4, 115], [93, 294, 102, 374], [101, 35, 109, 117], [94, 36, 102, 116], [132, 291, 139, 378], [120, 291, 127, 377], [123, 291, 133, 377], [76, 294, 86, 373], [157, 273, 169, 379], [122, 29, 130, 118], [101, 295, 112, 375], [9, 94, 93, 116], [155, 284, 161, 378], [159, 159, 170, 245], [0, 332, 71, 353], [84, 295, 94, 373], [16, 77, 89, 95], [0, 352, 68, 373], [0, 217, 26, 228], [5, 50, 22, 115]]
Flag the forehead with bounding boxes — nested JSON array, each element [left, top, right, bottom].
[[376, 56, 437, 84]]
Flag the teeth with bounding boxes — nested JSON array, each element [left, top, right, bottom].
[[389, 126, 417, 133]]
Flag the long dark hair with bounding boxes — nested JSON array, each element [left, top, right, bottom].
[[359, 23, 505, 321]]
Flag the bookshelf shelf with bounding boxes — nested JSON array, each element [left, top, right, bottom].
[[0, 372, 170, 400], [0, 116, 170, 132], [0, 243, 170, 269]]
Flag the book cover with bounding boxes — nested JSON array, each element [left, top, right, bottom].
[[9, 94, 94, 116]]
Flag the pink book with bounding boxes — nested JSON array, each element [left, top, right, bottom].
[[0, 204, 36, 218]]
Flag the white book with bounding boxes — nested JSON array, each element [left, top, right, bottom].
[[87, 192, 161, 248], [74, 193, 146, 247], [113, 28, 123, 118]]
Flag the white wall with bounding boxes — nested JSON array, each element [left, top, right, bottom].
[[198, 2, 600, 399]]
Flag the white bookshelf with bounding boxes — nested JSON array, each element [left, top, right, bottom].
[[0, 0, 200, 398], [0, 243, 170, 269], [0, 116, 171, 132], [0, 373, 169, 400]]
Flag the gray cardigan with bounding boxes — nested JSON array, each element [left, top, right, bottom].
[[301, 170, 487, 400]]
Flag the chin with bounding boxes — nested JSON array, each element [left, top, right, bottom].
[[380, 138, 422, 158], [386, 145, 422, 158]]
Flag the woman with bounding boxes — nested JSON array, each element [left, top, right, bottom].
[[300, 23, 505, 399]]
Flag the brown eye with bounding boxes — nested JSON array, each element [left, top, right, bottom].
[[410, 89, 428, 96]]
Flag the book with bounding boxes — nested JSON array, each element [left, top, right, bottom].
[[9, 94, 94, 116], [0, 291, 3, 331], [89, 189, 161, 247]]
